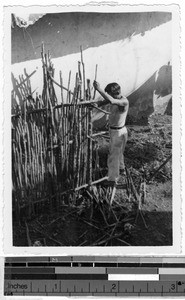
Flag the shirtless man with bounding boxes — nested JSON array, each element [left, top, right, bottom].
[[92, 81, 129, 184]]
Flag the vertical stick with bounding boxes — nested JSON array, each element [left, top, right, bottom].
[[94, 142, 100, 181], [83, 107, 87, 184], [71, 74, 78, 189], [78, 61, 82, 100], [66, 71, 71, 103], [63, 106, 67, 179], [87, 79, 91, 100], [80, 105, 84, 186], [77, 106, 81, 187], [93, 64, 98, 99], [88, 107, 93, 184], [60, 106, 64, 184], [59, 71, 64, 104], [141, 180, 146, 204], [75, 71, 82, 187], [80, 46, 86, 101]]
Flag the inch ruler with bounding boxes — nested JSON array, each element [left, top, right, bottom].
[[4, 256, 185, 297]]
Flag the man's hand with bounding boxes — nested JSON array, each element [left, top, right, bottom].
[[93, 80, 100, 91]]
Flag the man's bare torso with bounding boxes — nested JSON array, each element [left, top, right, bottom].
[[109, 97, 129, 127]]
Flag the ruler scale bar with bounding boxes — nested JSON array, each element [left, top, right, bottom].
[[6, 293, 185, 297], [4, 257, 185, 297], [4, 280, 185, 295]]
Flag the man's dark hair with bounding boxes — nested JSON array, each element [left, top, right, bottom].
[[105, 82, 121, 95]]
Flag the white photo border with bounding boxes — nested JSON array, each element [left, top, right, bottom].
[[3, 3, 181, 255]]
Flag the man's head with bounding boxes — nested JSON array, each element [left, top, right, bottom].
[[105, 82, 121, 99]]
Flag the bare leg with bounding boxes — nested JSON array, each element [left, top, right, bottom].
[[108, 128, 127, 182], [119, 127, 128, 170]]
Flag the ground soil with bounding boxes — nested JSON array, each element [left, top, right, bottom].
[[13, 114, 172, 247]]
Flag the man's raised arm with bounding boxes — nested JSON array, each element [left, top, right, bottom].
[[92, 81, 128, 107]]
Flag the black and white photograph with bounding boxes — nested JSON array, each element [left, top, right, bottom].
[[3, 4, 181, 252]]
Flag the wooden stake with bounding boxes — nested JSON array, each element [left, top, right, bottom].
[[110, 185, 117, 205], [59, 71, 64, 104], [75, 176, 108, 191], [80, 46, 86, 100], [78, 61, 82, 100], [93, 64, 98, 99], [25, 222, 32, 246], [148, 155, 172, 182], [66, 70, 71, 103]]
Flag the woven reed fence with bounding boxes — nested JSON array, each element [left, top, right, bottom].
[[12, 45, 106, 220]]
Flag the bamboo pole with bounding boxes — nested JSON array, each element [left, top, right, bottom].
[[83, 107, 87, 184], [125, 167, 140, 202], [18, 76, 26, 100], [59, 71, 64, 104], [80, 46, 86, 100], [60, 105, 65, 188], [12, 70, 37, 90], [66, 71, 71, 103], [91, 104, 110, 115], [78, 61, 82, 100], [71, 75, 79, 188], [143, 181, 146, 204], [71, 75, 78, 189], [76, 104, 82, 187], [11, 100, 102, 118], [75, 176, 108, 191], [80, 105, 85, 186], [87, 79, 91, 100], [87, 80, 93, 184], [64, 106, 67, 177], [148, 155, 172, 181], [93, 64, 98, 99], [41, 43, 47, 104], [25, 222, 32, 246]]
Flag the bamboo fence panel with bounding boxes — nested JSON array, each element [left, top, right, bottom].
[[12, 45, 102, 219]]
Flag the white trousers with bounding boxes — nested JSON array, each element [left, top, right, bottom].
[[108, 126, 128, 181]]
